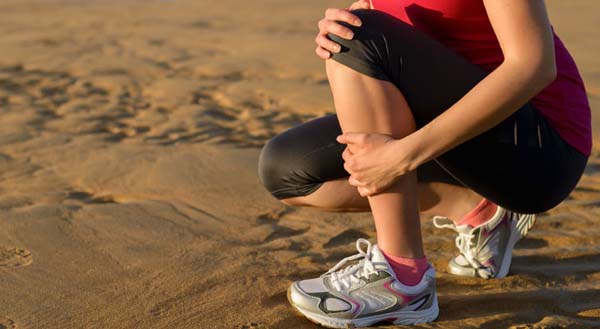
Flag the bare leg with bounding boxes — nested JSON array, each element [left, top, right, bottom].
[[282, 179, 483, 222], [324, 60, 426, 257]]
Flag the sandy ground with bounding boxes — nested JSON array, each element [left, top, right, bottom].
[[0, 0, 599, 328]]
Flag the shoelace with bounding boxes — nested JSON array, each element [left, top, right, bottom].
[[433, 216, 493, 278], [321, 238, 378, 291]]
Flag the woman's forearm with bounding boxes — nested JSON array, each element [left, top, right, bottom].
[[399, 59, 557, 172]]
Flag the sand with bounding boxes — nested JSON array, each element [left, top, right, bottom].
[[0, 0, 599, 328]]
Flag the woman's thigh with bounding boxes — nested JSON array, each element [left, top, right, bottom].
[[435, 104, 588, 213]]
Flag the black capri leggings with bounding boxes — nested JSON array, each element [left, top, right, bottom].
[[257, 9, 588, 214]]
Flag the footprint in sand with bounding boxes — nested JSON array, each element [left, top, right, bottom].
[[323, 229, 370, 248], [0, 247, 32, 268], [239, 323, 268, 329], [255, 208, 311, 243], [0, 317, 17, 329], [264, 226, 310, 243], [1, 64, 315, 148]]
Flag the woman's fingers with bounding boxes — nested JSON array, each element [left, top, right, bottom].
[[349, 0, 371, 11], [315, 34, 341, 54], [358, 187, 375, 197], [348, 175, 362, 187], [318, 18, 354, 40], [347, 168, 378, 196], [343, 161, 353, 175], [315, 6, 364, 60], [337, 132, 368, 146], [315, 46, 331, 59], [342, 147, 353, 162], [325, 8, 362, 27], [314, 20, 351, 59]]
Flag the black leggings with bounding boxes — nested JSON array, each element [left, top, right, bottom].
[[257, 9, 588, 214]]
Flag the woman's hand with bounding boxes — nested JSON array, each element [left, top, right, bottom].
[[315, 0, 371, 59], [337, 132, 414, 197]]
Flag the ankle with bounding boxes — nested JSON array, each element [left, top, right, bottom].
[[380, 248, 429, 286], [457, 198, 498, 227]]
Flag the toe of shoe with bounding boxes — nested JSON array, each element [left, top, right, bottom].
[[447, 256, 478, 277], [288, 282, 321, 313], [448, 256, 499, 279]]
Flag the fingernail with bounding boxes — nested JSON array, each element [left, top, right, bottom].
[[334, 45, 341, 52], [355, 20, 362, 26], [347, 32, 354, 39]]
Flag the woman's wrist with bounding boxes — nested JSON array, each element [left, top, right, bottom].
[[390, 132, 428, 175]]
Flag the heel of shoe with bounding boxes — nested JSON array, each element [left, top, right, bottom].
[[391, 291, 439, 325], [516, 213, 536, 238]]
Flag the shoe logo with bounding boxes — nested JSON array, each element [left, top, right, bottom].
[[352, 289, 395, 313]]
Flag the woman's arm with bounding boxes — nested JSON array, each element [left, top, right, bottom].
[[399, 0, 557, 172]]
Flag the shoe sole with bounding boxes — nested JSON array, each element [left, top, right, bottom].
[[287, 286, 439, 328], [447, 213, 536, 279]]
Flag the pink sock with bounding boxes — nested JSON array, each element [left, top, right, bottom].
[[380, 249, 429, 286], [457, 198, 498, 227]]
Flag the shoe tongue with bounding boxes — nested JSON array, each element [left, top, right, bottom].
[[456, 224, 475, 233]]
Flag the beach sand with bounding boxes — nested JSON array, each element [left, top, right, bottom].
[[0, 0, 599, 328]]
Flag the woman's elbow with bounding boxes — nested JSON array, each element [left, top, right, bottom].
[[507, 52, 557, 89], [523, 50, 558, 89], [526, 57, 557, 91]]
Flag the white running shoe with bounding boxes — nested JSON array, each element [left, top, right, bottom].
[[433, 205, 536, 279], [287, 239, 439, 328]]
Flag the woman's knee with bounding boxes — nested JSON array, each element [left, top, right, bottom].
[[327, 9, 396, 45], [257, 131, 325, 200], [258, 115, 347, 200], [258, 135, 291, 199], [326, 9, 408, 82]]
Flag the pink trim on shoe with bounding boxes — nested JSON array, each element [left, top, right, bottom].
[[383, 280, 416, 304]]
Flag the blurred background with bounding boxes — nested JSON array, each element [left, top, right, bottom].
[[0, 0, 599, 328]]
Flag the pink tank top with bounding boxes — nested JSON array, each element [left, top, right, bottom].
[[371, 0, 592, 156]]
